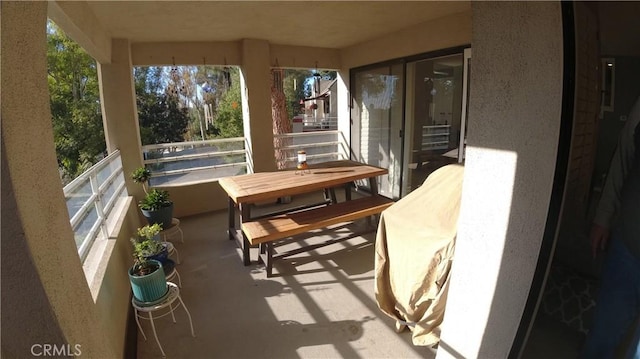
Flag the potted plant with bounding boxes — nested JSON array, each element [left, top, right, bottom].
[[137, 222, 163, 241], [132, 167, 174, 228], [134, 223, 170, 265], [128, 225, 168, 303]]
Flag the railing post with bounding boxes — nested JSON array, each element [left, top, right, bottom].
[[89, 169, 109, 241]]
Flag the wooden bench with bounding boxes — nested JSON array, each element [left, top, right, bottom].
[[241, 195, 394, 277]]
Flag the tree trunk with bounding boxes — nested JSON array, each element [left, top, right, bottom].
[[271, 69, 292, 169]]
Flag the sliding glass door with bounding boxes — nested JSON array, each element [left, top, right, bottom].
[[402, 53, 465, 195], [350, 63, 404, 199], [351, 49, 470, 198]]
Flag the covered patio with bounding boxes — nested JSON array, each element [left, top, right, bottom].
[[2, 1, 597, 358]]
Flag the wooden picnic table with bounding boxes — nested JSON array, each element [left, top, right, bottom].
[[218, 160, 390, 268]]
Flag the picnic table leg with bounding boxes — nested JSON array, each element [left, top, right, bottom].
[[227, 197, 235, 240], [323, 188, 338, 204], [345, 183, 352, 201], [368, 177, 380, 226], [329, 188, 337, 204], [265, 242, 273, 277], [239, 204, 251, 266], [368, 176, 379, 195], [258, 243, 266, 264]]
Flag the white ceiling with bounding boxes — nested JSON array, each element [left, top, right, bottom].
[[85, 1, 471, 49]]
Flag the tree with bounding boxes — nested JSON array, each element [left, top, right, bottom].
[[283, 69, 313, 120], [134, 67, 190, 145], [195, 65, 234, 139], [47, 21, 106, 183], [272, 69, 292, 169], [136, 94, 190, 146], [212, 68, 243, 138]]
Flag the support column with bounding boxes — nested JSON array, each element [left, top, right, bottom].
[[437, 2, 564, 358], [336, 70, 352, 159], [97, 39, 144, 199], [0, 2, 115, 357], [240, 39, 277, 173]]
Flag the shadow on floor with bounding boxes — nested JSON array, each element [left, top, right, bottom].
[[135, 194, 436, 358]]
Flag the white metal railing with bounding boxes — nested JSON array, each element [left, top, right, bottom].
[[142, 137, 249, 186], [422, 124, 451, 151], [274, 130, 348, 168], [301, 115, 338, 131], [140, 132, 345, 185], [63, 150, 128, 262]]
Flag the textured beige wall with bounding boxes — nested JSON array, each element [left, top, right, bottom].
[[94, 200, 140, 356], [98, 39, 146, 202], [131, 41, 242, 66], [47, 0, 112, 64], [438, 2, 563, 358], [269, 44, 341, 70], [162, 181, 230, 217], [1, 142, 68, 358], [341, 11, 471, 69], [240, 39, 278, 173], [1, 2, 115, 357]]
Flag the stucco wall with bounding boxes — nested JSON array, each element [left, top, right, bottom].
[[1, 2, 116, 357], [437, 2, 564, 358], [98, 38, 146, 203], [1, 143, 68, 358], [340, 11, 471, 70], [94, 199, 141, 357], [162, 181, 230, 217]]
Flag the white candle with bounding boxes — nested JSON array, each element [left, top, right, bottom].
[[297, 151, 307, 164]]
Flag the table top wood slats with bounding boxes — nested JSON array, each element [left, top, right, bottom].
[[218, 160, 387, 204]]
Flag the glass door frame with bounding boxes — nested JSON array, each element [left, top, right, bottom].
[[349, 45, 470, 198], [458, 47, 472, 163]]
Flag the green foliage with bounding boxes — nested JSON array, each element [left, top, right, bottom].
[[283, 69, 313, 120], [134, 66, 190, 145], [131, 167, 172, 210], [131, 167, 151, 185], [136, 223, 163, 240], [134, 66, 164, 95], [130, 226, 164, 271], [47, 21, 106, 182], [213, 68, 244, 138], [136, 91, 190, 145], [139, 188, 172, 211]]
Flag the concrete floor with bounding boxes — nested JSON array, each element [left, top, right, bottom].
[[133, 191, 585, 358], [135, 192, 436, 358]]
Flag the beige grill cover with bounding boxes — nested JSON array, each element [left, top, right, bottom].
[[374, 164, 465, 346]]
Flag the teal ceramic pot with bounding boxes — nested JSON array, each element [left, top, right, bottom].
[[128, 260, 168, 303]]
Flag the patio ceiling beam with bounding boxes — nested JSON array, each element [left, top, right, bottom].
[[47, 0, 112, 64], [131, 41, 242, 67], [130, 41, 341, 70], [269, 44, 340, 70]]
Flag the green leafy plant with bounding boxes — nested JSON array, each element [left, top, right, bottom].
[[131, 167, 151, 187], [130, 225, 164, 276], [139, 188, 172, 211], [131, 167, 173, 211], [136, 223, 163, 240]]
